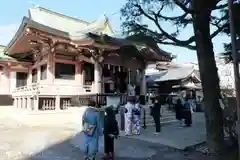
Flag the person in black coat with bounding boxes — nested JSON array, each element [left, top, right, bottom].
[[102, 106, 119, 159], [150, 97, 162, 134], [175, 99, 184, 125]]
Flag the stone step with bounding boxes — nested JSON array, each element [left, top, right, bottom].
[[142, 106, 176, 126], [143, 116, 176, 125]]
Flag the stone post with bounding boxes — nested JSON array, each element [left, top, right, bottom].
[[22, 98, 26, 109], [16, 98, 20, 108], [55, 95, 60, 110], [27, 97, 31, 110], [33, 96, 39, 111]]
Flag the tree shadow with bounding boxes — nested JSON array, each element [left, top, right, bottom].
[[25, 134, 85, 160]]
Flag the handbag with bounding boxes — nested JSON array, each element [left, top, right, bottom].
[[133, 108, 141, 115], [82, 122, 96, 136]]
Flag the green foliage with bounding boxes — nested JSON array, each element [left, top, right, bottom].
[[221, 2, 240, 62]]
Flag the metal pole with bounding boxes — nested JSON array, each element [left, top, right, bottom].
[[228, 0, 240, 157]]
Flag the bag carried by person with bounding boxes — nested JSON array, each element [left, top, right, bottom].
[[82, 121, 96, 136], [132, 108, 141, 115]]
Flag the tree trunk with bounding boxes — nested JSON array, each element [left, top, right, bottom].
[[192, 0, 224, 154]]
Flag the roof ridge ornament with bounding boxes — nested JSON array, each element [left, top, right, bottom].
[[28, 1, 39, 8]]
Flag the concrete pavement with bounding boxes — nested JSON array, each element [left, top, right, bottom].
[[0, 115, 209, 160], [120, 113, 206, 150], [0, 106, 210, 160]]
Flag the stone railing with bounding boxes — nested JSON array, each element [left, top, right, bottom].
[[11, 83, 95, 97]]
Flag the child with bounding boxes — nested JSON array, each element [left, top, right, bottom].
[[102, 106, 119, 160]]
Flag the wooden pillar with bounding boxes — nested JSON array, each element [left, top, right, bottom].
[[94, 61, 102, 93], [47, 53, 54, 83], [76, 62, 82, 84], [139, 68, 147, 105], [27, 69, 32, 85], [140, 69, 147, 95], [37, 67, 41, 82]]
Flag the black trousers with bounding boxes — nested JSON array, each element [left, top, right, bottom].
[[153, 115, 161, 132], [184, 111, 192, 126], [104, 135, 114, 154]]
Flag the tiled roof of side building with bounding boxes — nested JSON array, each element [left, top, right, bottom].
[[0, 45, 14, 60]]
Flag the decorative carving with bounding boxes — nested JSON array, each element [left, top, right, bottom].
[[90, 49, 104, 63]]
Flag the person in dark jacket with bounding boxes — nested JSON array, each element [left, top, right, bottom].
[[175, 99, 184, 125], [150, 97, 161, 134], [102, 106, 119, 159], [183, 96, 192, 127]]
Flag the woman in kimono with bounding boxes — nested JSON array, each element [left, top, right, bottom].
[[124, 96, 135, 136], [82, 99, 103, 160], [132, 98, 141, 135]]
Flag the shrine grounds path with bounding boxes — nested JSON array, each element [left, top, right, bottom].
[[0, 111, 234, 160]]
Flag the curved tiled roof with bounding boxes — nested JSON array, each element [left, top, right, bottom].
[[4, 6, 172, 62], [0, 45, 14, 60], [147, 67, 196, 82], [29, 6, 115, 37]]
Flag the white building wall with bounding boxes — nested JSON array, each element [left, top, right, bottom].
[[10, 72, 16, 94]]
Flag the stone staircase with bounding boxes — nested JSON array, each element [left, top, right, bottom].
[[142, 104, 177, 127]]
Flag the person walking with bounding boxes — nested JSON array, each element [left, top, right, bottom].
[[183, 95, 193, 127], [82, 99, 103, 160], [102, 106, 119, 160], [124, 96, 135, 136], [175, 99, 184, 126], [132, 97, 141, 135], [150, 97, 161, 134]]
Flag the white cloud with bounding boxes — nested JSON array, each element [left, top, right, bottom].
[[0, 24, 18, 46]]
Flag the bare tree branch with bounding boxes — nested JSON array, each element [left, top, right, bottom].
[[135, 4, 195, 45], [213, 3, 228, 10], [158, 41, 197, 50], [173, 0, 193, 13]]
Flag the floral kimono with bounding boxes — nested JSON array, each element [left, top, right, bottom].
[[82, 107, 103, 160], [124, 102, 134, 135], [132, 103, 141, 135]]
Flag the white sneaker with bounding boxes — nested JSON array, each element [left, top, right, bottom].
[[154, 132, 160, 135]]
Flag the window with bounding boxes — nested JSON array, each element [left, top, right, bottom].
[[16, 72, 27, 87], [32, 68, 37, 83], [40, 65, 47, 80], [83, 63, 94, 84], [55, 63, 75, 80]]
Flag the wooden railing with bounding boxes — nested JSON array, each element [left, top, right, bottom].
[[11, 83, 94, 96], [71, 93, 128, 107]]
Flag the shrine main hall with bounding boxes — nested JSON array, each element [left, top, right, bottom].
[[0, 6, 171, 110]]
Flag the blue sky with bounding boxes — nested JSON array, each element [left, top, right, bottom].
[[0, 0, 230, 64]]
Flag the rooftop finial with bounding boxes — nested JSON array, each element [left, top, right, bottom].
[[28, 1, 39, 8]]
